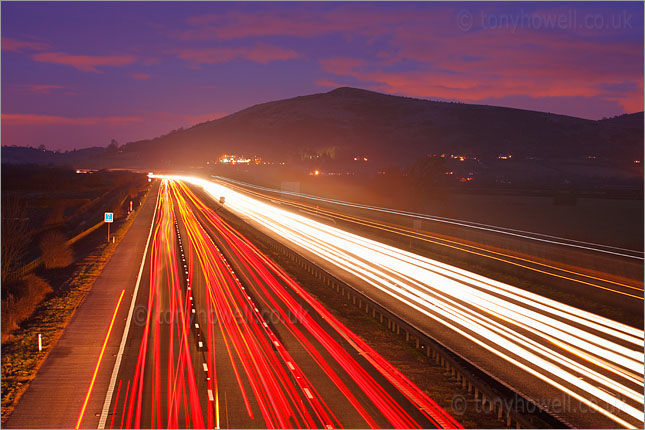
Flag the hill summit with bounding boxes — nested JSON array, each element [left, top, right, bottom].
[[115, 87, 642, 168]]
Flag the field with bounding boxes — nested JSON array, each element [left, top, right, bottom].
[[1, 165, 150, 421], [212, 165, 643, 251]]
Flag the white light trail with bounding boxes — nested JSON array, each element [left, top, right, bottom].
[[157, 175, 645, 428], [213, 176, 644, 259]]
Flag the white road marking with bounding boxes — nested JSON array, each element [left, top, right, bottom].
[[98, 185, 160, 429], [303, 388, 314, 399]]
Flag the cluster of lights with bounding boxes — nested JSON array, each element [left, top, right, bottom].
[[218, 154, 262, 165], [432, 154, 476, 162]]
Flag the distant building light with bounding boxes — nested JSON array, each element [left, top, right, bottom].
[[634, 160, 641, 164], [497, 154, 512, 160]]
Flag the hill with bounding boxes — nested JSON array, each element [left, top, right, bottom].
[[1, 146, 106, 167], [111, 87, 642, 169], [3, 88, 642, 187]]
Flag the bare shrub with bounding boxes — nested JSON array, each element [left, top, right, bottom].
[[1, 295, 19, 341], [40, 230, 74, 269], [1, 196, 29, 282], [1, 274, 52, 343]]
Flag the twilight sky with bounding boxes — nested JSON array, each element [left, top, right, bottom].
[[2, 1, 643, 151]]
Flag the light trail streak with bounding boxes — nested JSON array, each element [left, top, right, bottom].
[[76, 289, 125, 429], [221, 178, 643, 297], [114, 181, 205, 429], [109, 380, 122, 429], [164, 175, 645, 428], [170, 179, 460, 428], [214, 176, 644, 259]]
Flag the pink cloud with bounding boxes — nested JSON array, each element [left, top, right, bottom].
[[10, 84, 67, 95], [172, 43, 299, 67], [32, 52, 137, 72], [2, 37, 48, 52], [318, 13, 643, 118], [320, 57, 366, 75], [2, 113, 143, 126], [131, 73, 150, 80]]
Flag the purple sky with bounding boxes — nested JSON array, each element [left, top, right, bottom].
[[2, 1, 643, 151]]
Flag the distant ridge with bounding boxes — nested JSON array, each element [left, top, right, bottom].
[[3, 87, 643, 173]]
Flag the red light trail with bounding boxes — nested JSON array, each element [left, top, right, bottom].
[[102, 179, 459, 428], [76, 289, 125, 429]]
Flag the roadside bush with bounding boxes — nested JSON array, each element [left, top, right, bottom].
[[1, 196, 29, 283], [39, 230, 74, 269], [1, 274, 52, 343]]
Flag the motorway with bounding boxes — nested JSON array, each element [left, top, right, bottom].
[[99, 179, 461, 429], [161, 175, 645, 429], [213, 177, 644, 309]]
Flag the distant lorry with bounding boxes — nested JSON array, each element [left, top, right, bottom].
[[219, 196, 225, 204]]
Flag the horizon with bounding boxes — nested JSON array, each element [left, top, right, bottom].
[[3, 85, 645, 152], [2, 1, 643, 151]]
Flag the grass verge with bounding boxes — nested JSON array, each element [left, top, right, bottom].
[[1, 189, 150, 424]]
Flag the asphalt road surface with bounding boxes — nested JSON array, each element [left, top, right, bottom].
[[161, 175, 644, 429], [100, 179, 460, 429]]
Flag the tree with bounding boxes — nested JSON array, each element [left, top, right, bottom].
[[408, 155, 448, 189], [107, 139, 119, 153], [1, 197, 29, 282]]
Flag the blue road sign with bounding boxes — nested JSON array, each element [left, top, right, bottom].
[[104, 212, 114, 223]]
